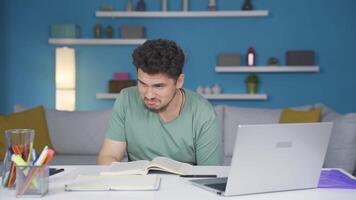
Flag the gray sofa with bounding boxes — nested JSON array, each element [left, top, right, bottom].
[[13, 103, 356, 175]]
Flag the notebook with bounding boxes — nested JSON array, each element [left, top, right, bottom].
[[65, 174, 160, 191], [190, 122, 333, 196]]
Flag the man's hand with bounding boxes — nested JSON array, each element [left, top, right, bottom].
[[97, 139, 127, 165]]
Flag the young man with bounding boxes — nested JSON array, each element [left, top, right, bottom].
[[97, 39, 222, 165]]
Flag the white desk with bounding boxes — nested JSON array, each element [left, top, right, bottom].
[[1, 165, 356, 200]]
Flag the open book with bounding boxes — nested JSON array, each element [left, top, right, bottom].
[[65, 175, 160, 191], [100, 156, 193, 176]]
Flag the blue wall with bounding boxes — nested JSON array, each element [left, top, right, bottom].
[[1, 0, 356, 114], [0, 0, 5, 113]]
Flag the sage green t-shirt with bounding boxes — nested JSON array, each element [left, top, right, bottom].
[[106, 86, 223, 165]]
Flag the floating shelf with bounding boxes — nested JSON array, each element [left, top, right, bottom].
[[96, 93, 267, 100], [96, 93, 120, 99], [203, 93, 267, 100], [215, 66, 320, 73], [48, 38, 147, 45], [96, 10, 269, 18]]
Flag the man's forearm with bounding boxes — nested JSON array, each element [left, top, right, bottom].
[[96, 155, 120, 165]]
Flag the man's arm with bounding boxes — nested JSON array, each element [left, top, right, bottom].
[[97, 138, 127, 165], [195, 104, 223, 166]]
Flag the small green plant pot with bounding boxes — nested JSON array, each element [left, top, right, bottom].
[[246, 82, 258, 94]]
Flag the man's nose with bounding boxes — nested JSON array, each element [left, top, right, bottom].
[[145, 87, 155, 99]]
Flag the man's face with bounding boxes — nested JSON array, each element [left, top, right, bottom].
[[137, 68, 184, 112]]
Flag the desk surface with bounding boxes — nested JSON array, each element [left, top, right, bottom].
[[1, 165, 356, 200]]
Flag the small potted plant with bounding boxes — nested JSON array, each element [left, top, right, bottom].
[[245, 74, 259, 94]]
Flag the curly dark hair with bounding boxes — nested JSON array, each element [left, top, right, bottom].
[[132, 39, 185, 80]]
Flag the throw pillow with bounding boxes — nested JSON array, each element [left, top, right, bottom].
[[279, 108, 322, 123], [0, 106, 53, 160]]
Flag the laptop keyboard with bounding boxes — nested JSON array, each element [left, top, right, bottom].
[[205, 182, 227, 192]]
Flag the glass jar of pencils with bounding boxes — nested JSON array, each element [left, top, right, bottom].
[[1, 129, 35, 188]]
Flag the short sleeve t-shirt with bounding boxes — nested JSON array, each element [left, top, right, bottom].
[[106, 86, 223, 165]]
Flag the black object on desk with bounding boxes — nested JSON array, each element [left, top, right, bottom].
[[49, 168, 65, 176], [180, 175, 217, 178]]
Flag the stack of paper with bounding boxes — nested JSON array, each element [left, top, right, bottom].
[[65, 174, 160, 191]]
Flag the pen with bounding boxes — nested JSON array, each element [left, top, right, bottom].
[[33, 145, 48, 166], [31, 149, 37, 163], [180, 175, 217, 178]]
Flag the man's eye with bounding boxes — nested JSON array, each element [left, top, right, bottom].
[[139, 83, 147, 87]]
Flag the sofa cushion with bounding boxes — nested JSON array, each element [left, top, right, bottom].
[[322, 113, 356, 174], [223, 105, 313, 158], [46, 109, 112, 155], [279, 108, 322, 123], [224, 106, 281, 157], [0, 106, 53, 160], [15, 105, 112, 155], [315, 103, 342, 121]]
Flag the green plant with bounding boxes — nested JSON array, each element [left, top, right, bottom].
[[245, 74, 259, 84]]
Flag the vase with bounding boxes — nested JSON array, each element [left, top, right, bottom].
[[161, 0, 168, 11], [105, 25, 113, 38], [136, 0, 146, 11], [182, 0, 189, 11], [196, 86, 204, 94], [94, 24, 102, 38], [212, 84, 222, 94], [246, 82, 257, 94], [204, 86, 212, 95], [208, 0, 216, 11], [242, 0, 253, 11], [126, 0, 133, 11]]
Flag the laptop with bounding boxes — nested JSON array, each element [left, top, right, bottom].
[[190, 122, 333, 196]]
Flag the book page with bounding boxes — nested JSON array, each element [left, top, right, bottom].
[[65, 175, 160, 191], [148, 157, 192, 175], [100, 160, 150, 175]]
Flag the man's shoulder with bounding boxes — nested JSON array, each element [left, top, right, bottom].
[[184, 89, 214, 111], [120, 86, 138, 96], [113, 86, 140, 109]]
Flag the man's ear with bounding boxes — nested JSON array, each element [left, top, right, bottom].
[[176, 74, 184, 89]]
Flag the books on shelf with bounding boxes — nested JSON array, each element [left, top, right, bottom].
[[65, 174, 160, 191], [100, 156, 193, 176]]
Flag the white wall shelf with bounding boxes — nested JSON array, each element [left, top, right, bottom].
[[96, 93, 120, 99], [215, 66, 320, 73], [96, 10, 269, 18], [203, 93, 267, 100], [96, 93, 267, 100], [48, 38, 146, 45]]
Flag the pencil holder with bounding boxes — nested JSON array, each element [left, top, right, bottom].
[[16, 165, 49, 197], [1, 129, 35, 188]]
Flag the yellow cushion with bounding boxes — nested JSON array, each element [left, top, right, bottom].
[[0, 106, 53, 160], [279, 108, 322, 123]]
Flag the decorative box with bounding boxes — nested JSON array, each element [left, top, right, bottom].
[[50, 24, 80, 38], [121, 25, 145, 39], [109, 80, 136, 93], [286, 51, 315, 66], [218, 54, 241, 66], [114, 72, 130, 80]]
